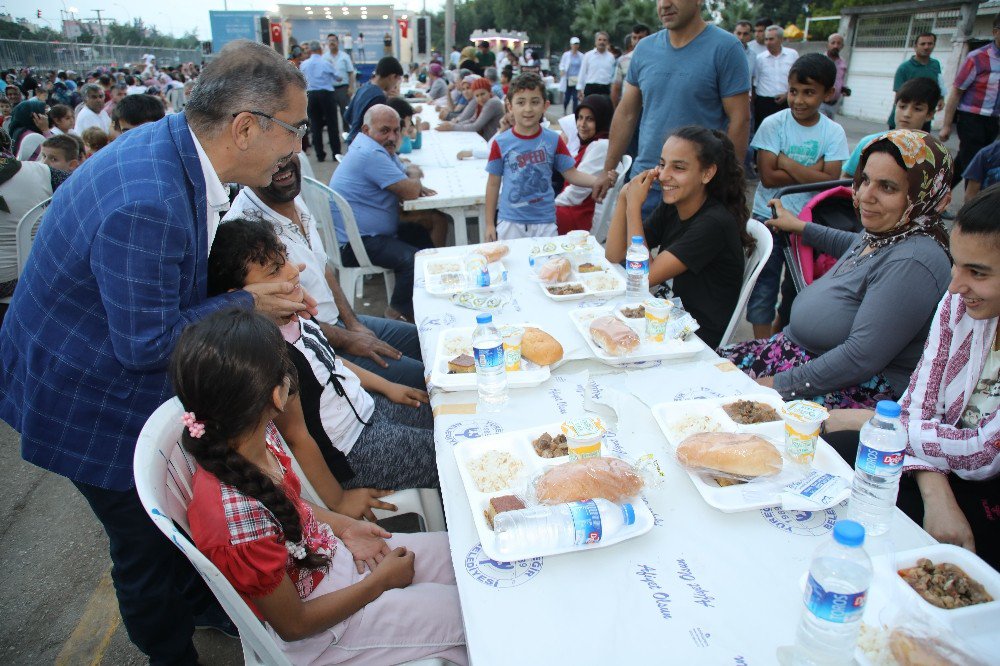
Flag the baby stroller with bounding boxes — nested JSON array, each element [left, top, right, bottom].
[[769, 179, 860, 323]]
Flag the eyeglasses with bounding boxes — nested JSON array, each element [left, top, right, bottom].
[[232, 110, 309, 139]]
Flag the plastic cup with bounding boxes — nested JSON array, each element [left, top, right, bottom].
[[566, 229, 589, 246], [643, 298, 671, 342], [560, 416, 606, 460], [780, 400, 830, 465], [500, 325, 524, 372], [465, 253, 489, 289]]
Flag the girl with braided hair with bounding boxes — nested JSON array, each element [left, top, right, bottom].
[[174, 310, 466, 664], [605, 125, 752, 349]]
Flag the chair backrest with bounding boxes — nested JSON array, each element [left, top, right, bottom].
[[166, 88, 185, 112], [591, 155, 632, 244], [297, 151, 315, 181], [16, 133, 45, 161], [301, 176, 345, 272], [134, 398, 294, 666], [718, 219, 774, 348], [301, 176, 377, 269], [16, 196, 51, 276]]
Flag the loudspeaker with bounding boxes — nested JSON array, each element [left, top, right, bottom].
[[259, 16, 271, 45], [416, 16, 430, 55]]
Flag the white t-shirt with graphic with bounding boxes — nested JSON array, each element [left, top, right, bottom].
[[750, 109, 850, 219], [959, 347, 1000, 428]]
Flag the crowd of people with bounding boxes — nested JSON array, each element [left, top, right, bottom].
[[0, 3, 998, 664]]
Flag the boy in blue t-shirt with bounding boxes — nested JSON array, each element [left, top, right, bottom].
[[964, 139, 1000, 199], [485, 73, 597, 240], [746, 53, 850, 339], [842, 78, 941, 178]]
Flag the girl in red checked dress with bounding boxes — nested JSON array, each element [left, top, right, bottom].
[[172, 309, 467, 665]]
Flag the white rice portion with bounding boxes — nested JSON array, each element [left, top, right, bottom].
[[467, 450, 524, 493], [857, 623, 897, 666]]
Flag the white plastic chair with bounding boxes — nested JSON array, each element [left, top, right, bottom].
[[134, 398, 450, 666], [296, 151, 315, 182], [16, 196, 51, 275], [590, 155, 632, 244], [16, 133, 45, 161], [300, 176, 394, 307], [718, 219, 774, 348]]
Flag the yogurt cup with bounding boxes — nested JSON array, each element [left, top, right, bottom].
[[566, 230, 590, 246], [559, 416, 606, 460], [779, 400, 830, 464], [500, 325, 524, 372], [643, 298, 672, 342]]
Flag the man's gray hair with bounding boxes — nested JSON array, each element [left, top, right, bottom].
[[81, 82, 103, 97], [185, 39, 306, 137], [308, 40, 322, 52], [362, 103, 399, 129], [484, 67, 498, 83], [595, 31, 610, 40], [828, 32, 843, 42], [766, 25, 784, 39]]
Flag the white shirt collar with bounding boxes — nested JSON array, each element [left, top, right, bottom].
[[188, 127, 230, 248], [241, 188, 310, 232]]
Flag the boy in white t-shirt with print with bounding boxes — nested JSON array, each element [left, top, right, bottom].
[[484, 73, 598, 241], [746, 53, 850, 339]]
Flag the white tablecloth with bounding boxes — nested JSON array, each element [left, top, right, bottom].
[[413, 238, 934, 665]]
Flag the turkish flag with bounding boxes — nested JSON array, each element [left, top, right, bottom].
[[397, 18, 408, 39], [270, 23, 283, 44]]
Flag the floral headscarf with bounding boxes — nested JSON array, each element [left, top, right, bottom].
[[853, 129, 953, 252]]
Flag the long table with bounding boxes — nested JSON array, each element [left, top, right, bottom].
[[414, 238, 934, 665]]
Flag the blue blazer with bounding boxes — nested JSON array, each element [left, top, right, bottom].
[[0, 113, 251, 491]]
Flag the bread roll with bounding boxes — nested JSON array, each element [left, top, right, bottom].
[[475, 242, 509, 263], [589, 315, 640, 356], [538, 256, 571, 283], [536, 457, 644, 504], [522, 327, 563, 365], [676, 432, 782, 478]]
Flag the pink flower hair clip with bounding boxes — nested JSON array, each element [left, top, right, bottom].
[[180, 412, 206, 439]]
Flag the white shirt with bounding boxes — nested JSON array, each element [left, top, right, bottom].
[[754, 46, 799, 97], [188, 127, 229, 250], [577, 49, 616, 88], [342, 35, 353, 50], [323, 49, 355, 86], [748, 40, 767, 57], [73, 106, 111, 135], [224, 188, 340, 325]]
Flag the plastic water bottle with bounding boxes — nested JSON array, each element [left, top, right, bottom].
[[791, 520, 872, 665], [472, 313, 507, 411], [493, 499, 636, 555], [849, 400, 906, 536], [625, 235, 650, 302]]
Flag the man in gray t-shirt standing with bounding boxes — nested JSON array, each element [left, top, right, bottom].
[[593, 0, 750, 216]]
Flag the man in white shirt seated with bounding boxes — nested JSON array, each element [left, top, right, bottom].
[[73, 83, 112, 135], [223, 153, 426, 389], [577, 31, 616, 99], [753, 25, 799, 133]]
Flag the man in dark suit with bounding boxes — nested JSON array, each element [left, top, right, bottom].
[[0, 40, 315, 664]]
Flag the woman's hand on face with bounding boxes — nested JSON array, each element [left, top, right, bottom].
[[765, 200, 808, 235], [625, 168, 658, 210], [32, 112, 49, 133]]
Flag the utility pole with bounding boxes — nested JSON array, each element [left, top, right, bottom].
[[92, 8, 104, 42]]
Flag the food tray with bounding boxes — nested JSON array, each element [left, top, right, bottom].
[[422, 257, 508, 296], [537, 257, 626, 302], [430, 325, 551, 392], [568, 306, 706, 365], [650, 396, 853, 512], [857, 544, 1000, 664], [452, 422, 655, 562]]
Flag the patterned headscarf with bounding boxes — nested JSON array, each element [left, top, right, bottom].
[[853, 129, 953, 252]]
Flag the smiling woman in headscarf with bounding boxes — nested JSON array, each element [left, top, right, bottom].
[[8, 98, 52, 159], [719, 129, 955, 409], [555, 94, 613, 234]]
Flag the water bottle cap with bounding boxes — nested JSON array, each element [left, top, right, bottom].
[[476, 313, 492, 325], [621, 503, 635, 526], [832, 520, 865, 547], [875, 400, 901, 418], [631, 235, 644, 244]]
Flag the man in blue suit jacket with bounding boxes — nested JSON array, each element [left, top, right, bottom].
[[0, 41, 313, 664]]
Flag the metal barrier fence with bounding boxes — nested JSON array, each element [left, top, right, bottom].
[[0, 39, 202, 72]]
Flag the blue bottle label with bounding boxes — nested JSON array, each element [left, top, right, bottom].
[[804, 574, 867, 623], [568, 500, 603, 545], [855, 442, 905, 475], [473, 343, 504, 370], [626, 258, 649, 275]]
